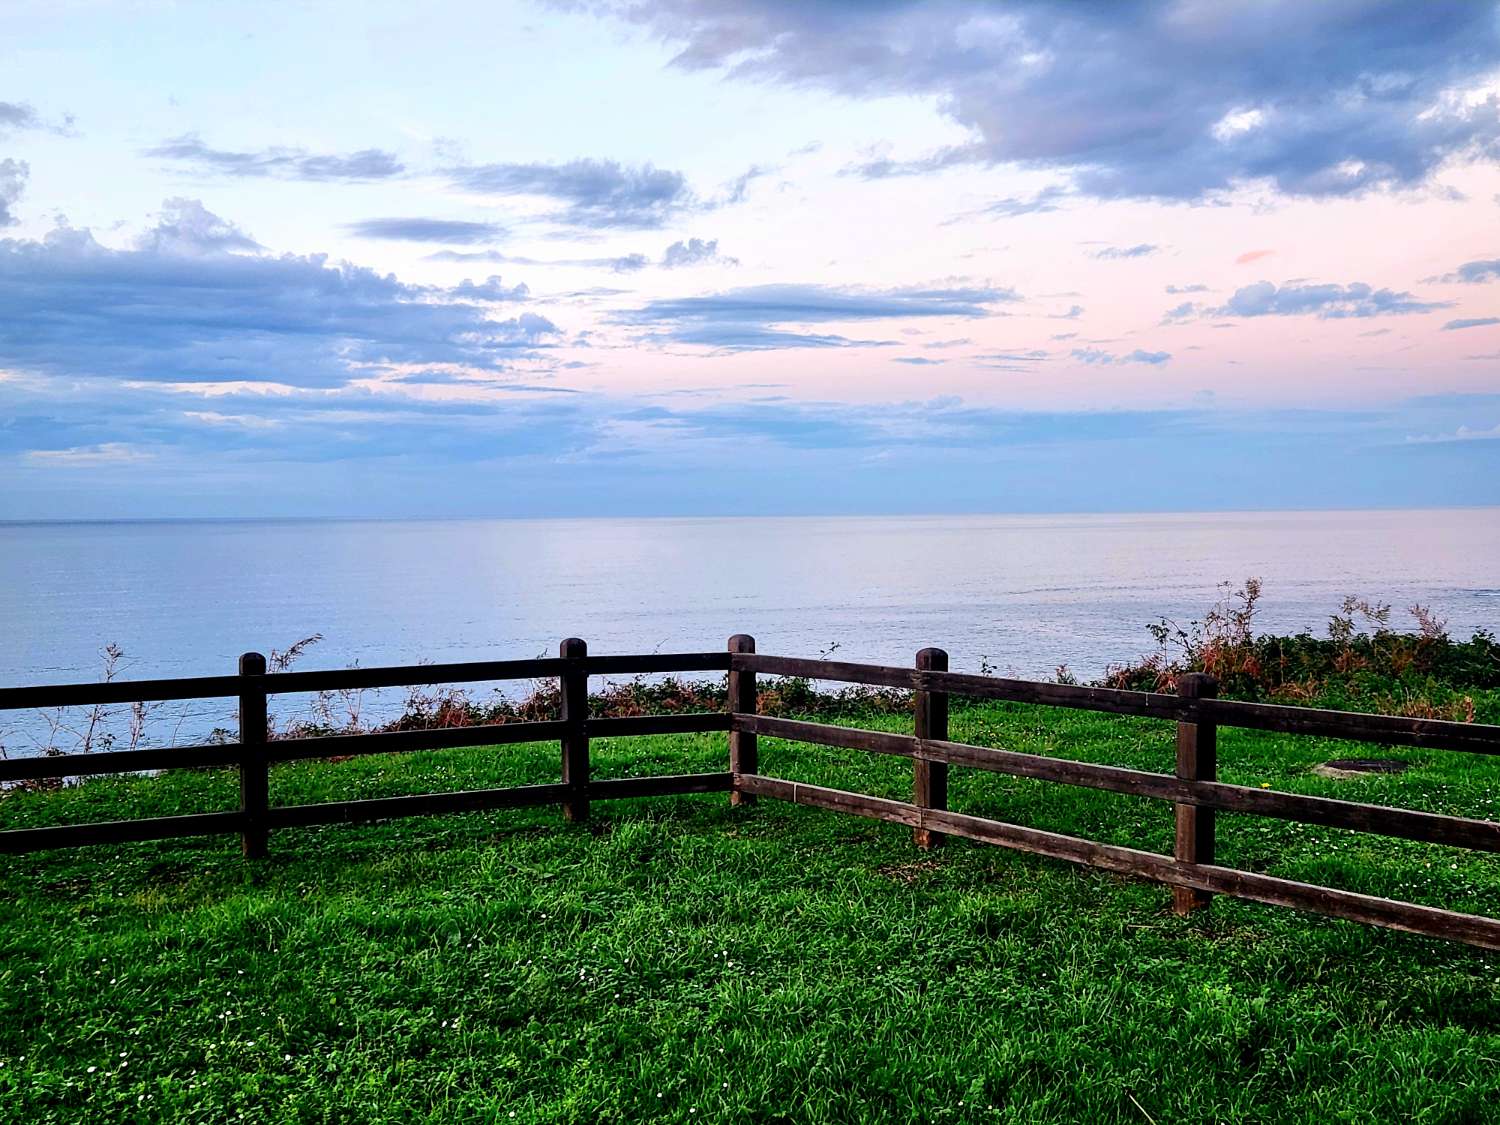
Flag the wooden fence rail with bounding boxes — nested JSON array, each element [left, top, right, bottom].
[[3, 637, 1500, 949]]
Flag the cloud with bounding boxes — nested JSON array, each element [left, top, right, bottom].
[[24, 442, 155, 466], [614, 282, 1017, 350], [1092, 244, 1158, 260], [451, 276, 530, 302], [645, 325, 882, 350], [0, 102, 41, 131], [1, 103, 65, 226], [1167, 284, 1209, 294], [345, 218, 505, 244], [0, 101, 71, 135], [974, 349, 1049, 371], [448, 158, 693, 228], [385, 370, 576, 392], [1443, 317, 1500, 331], [721, 164, 770, 204], [975, 350, 1047, 363], [1071, 347, 1171, 366], [1435, 259, 1500, 284], [430, 248, 650, 273], [433, 237, 737, 272], [489, 312, 559, 343], [146, 134, 405, 181], [0, 158, 26, 227], [0, 201, 559, 391], [661, 237, 737, 268], [9, 372, 1500, 516], [138, 197, 261, 254], [1236, 249, 1275, 265], [610, 397, 1203, 455], [2, 370, 598, 481], [1050, 304, 1084, 320], [630, 284, 1016, 322], [845, 145, 978, 181], [981, 185, 1069, 217], [601, 1, 1500, 201], [1162, 301, 1197, 322], [1404, 423, 1500, 444], [1213, 281, 1449, 319], [612, 280, 1020, 351]]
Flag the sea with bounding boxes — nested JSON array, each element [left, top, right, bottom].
[[2, 509, 1497, 754]]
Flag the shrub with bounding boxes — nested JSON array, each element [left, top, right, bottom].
[[1099, 578, 1499, 720]]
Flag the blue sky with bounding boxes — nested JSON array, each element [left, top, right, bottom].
[[3, 0, 1500, 518]]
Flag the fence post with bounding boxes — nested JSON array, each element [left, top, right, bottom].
[[728, 634, 757, 805], [913, 647, 949, 849], [238, 652, 269, 859], [1173, 672, 1219, 914], [560, 637, 589, 823]]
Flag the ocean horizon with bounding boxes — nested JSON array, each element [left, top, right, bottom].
[[3, 506, 1498, 754]]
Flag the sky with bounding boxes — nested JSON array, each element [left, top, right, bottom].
[[2, 0, 1500, 518]]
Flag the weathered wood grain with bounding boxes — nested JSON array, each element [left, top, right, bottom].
[[1173, 672, 1217, 915], [238, 652, 269, 859], [913, 647, 948, 849], [728, 634, 758, 807], [559, 638, 589, 823]]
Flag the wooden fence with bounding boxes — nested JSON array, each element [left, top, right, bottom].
[[3, 636, 1500, 950]]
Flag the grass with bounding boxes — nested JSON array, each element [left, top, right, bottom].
[[4, 696, 1500, 1123]]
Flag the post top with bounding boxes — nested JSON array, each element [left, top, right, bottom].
[[915, 647, 948, 670], [238, 651, 267, 675], [727, 634, 756, 653], [559, 637, 587, 657], [1175, 670, 1219, 697]]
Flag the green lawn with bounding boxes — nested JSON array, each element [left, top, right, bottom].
[[3, 698, 1500, 1123]]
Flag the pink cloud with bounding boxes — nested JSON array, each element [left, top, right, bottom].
[[1236, 249, 1275, 265]]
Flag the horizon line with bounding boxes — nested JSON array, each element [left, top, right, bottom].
[[3, 503, 1500, 527]]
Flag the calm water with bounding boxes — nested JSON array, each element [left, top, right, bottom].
[[2, 510, 1498, 751]]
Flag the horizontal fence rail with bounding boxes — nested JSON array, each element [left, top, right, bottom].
[[0, 652, 731, 712], [734, 775, 1500, 950], [737, 653, 1500, 754], [0, 775, 735, 854], [3, 637, 1500, 949], [0, 714, 735, 784], [735, 714, 1500, 853], [740, 653, 1186, 718]]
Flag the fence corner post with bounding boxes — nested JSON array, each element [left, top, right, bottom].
[[237, 651, 269, 860], [727, 634, 757, 806], [560, 637, 590, 823], [913, 647, 949, 849], [1173, 671, 1218, 915]]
